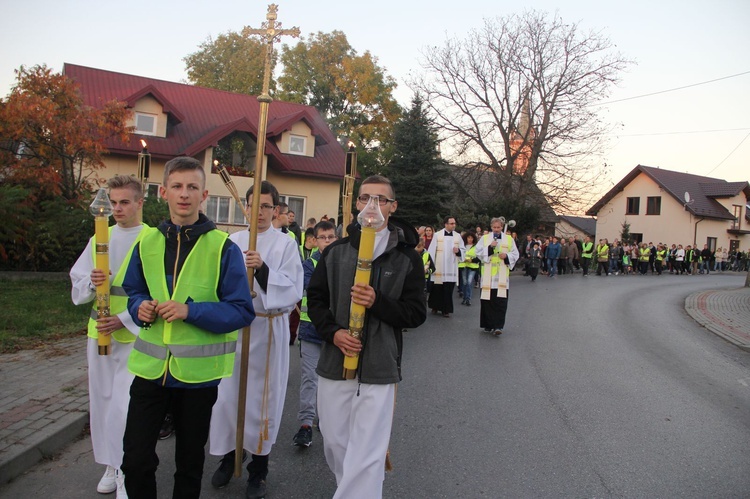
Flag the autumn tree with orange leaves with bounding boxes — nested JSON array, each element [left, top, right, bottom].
[[0, 64, 131, 201], [0, 65, 131, 270]]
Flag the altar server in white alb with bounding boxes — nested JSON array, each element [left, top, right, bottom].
[[307, 175, 427, 499], [427, 215, 465, 317], [70, 175, 146, 498], [474, 217, 519, 335], [209, 180, 303, 499]]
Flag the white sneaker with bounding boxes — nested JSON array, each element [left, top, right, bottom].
[[115, 469, 128, 499], [97, 465, 117, 494]]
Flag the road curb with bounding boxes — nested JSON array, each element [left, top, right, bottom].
[[685, 288, 750, 352], [0, 411, 88, 484]]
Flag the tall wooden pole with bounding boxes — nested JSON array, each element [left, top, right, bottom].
[[234, 3, 300, 477]]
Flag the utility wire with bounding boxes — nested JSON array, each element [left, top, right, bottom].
[[704, 131, 750, 176], [592, 70, 750, 106], [615, 127, 750, 137]]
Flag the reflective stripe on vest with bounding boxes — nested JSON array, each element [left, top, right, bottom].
[[483, 233, 512, 277], [87, 225, 147, 344], [127, 228, 238, 383], [299, 258, 318, 323], [422, 251, 431, 279], [581, 242, 594, 258], [459, 245, 479, 269]]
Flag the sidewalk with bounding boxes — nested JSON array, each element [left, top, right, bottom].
[[0, 336, 88, 484], [1, 286, 749, 485], [685, 286, 750, 352]]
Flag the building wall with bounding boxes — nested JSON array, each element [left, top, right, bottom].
[[129, 96, 168, 137], [99, 148, 342, 236], [594, 172, 749, 250], [555, 219, 590, 241]]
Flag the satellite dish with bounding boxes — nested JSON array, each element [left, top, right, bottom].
[[684, 192, 691, 204]]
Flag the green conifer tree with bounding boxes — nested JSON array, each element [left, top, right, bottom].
[[385, 97, 451, 227]]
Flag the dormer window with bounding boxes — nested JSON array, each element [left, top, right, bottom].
[[289, 135, 306, 155], [135, 112, 157, 135]]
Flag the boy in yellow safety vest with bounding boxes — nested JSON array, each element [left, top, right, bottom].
[[120, 157, 254, 498]]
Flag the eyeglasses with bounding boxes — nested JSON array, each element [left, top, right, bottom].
[[357, 194, 394, 206], [316, 235, 337, 241], [259, 204, 275, 211]]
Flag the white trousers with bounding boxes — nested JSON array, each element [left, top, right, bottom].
[[318, 378, 395, 499], [87, 337, 134, 469]]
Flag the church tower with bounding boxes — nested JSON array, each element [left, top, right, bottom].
[[509, 92, 535, 176]]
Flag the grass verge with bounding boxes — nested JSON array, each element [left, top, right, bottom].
[[0, 279, 89, 353]]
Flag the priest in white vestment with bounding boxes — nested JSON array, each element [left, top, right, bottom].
[[427, 215, 465, 317]]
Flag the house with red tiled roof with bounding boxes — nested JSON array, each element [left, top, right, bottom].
[[586, 164, 750, 253], [64, 63, 347, 232]]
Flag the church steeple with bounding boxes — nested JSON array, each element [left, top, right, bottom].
[[509, 90, 535, 176]]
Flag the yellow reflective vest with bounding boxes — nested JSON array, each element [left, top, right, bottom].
[[299, 257, 318, 324], [458, 244, 480, 270], [581, 241, 594, 258], [87, 225, 147, 343], [128, 228, 238, 384]]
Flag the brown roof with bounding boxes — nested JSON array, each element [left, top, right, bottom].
[[559, 215, 596, 237], [63, 63, 345, 179], [450, 163, 558, 223], [587, 164, 750, 221]]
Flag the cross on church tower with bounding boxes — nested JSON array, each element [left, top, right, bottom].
[[242, 4, 300, 102]]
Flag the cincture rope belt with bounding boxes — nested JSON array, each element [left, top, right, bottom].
[[255, 311, 284, 454]]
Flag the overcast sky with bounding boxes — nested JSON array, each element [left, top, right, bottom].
[[1, 0, 748, 205]]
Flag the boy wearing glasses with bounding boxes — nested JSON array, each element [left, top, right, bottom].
[[292, 220, 337, 448], [209, 181, 303, 498], [307, 175, 427, 498]]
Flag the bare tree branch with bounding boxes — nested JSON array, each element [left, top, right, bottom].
[[411, 10, 632, 213]]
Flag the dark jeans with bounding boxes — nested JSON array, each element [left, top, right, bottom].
[[596, 260, 609, 275], [122, 376, 218, 499], [581, 257, 591, 275]]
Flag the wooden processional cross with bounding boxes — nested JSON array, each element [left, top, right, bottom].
[[233, 3, 300, 477]]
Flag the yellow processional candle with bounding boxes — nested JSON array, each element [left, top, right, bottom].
[[343, 196, 385, 379], [89, 188, 114, 356]]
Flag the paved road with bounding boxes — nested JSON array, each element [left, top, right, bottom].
[[2, 273, 749, 498]]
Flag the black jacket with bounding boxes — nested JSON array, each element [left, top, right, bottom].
[[307, 217, 426, 383]]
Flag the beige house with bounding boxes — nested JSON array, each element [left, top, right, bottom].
[[587, 165, 750, 252], [65, 63, 347, 233]]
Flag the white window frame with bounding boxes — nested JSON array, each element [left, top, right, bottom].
[[289, 135, 307, 155], [279, 195, 306, 223], [232, 198, 248, 225], [144, 182, 160, 199], [206, 195, 231, 224], [134, 112, 157, 136]]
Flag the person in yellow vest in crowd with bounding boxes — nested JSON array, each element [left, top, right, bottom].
[[70, 175, 147, 498], [655, 244, 667, 275], [595, 238, 610, 276], [292, 220, 338, 449], [120, 157, 255, 499], [300, 227, 318, 261], [580, 236, 594, 276], [416, 237, 435, 293], [638, 242, 651, 275], [475, 217, 519, 335], [458, 232, 481, 306]]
